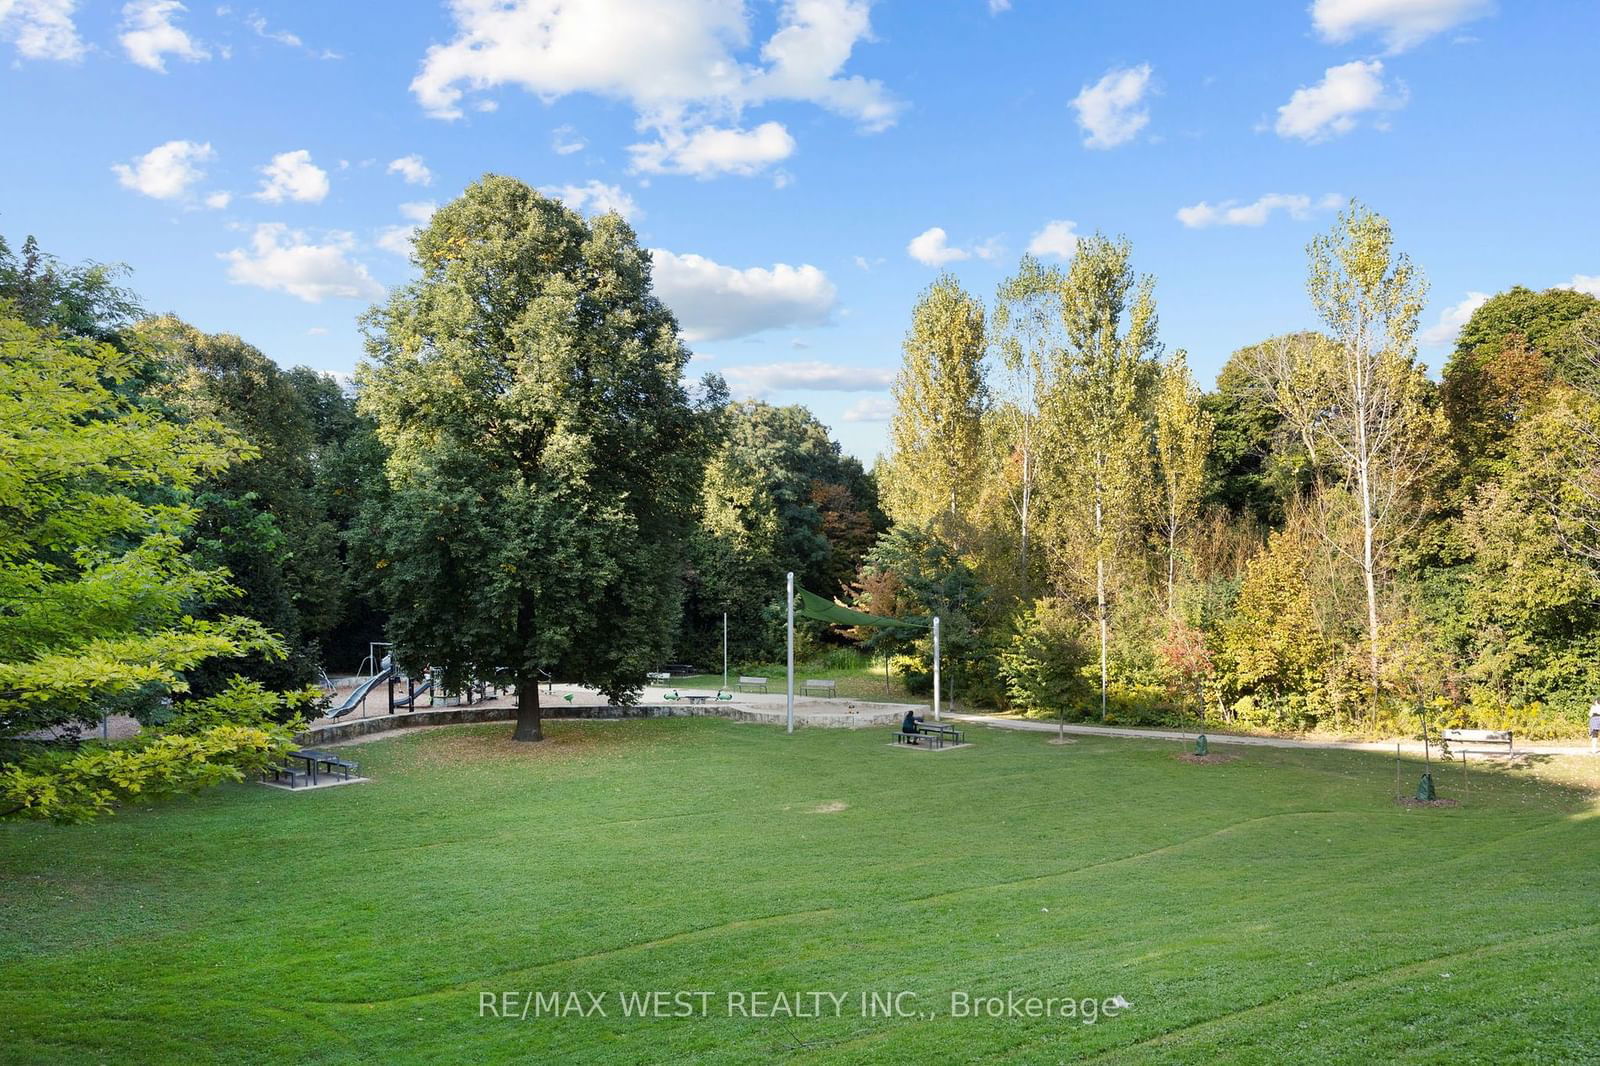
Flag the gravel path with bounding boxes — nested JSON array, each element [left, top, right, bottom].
[[943, 712, 1596, 758]]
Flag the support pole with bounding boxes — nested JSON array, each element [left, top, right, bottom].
[[786, 572, 795, 734], [933, 616, 941, 722], [723, 611, 729, 692]]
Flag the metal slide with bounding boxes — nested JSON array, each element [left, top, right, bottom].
[[324, 659, 396, 719]]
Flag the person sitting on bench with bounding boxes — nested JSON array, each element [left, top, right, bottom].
[[901, 709, 924, 735]]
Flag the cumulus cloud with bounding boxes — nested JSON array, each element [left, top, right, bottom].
[[204, 190, 231, 209], [630, 121, 796, 178], [1419, 291, 1489, 346], [386, 154, 433, 186], [410, 0, 898, 180], [540, 180, 641, 220], [255, 149, 330, 203], [1026, 220, 1080, 259], [907, 227, 998, 267], [375, 201, 438, 257], [111, 139, 214, 200], [1559, 274, 1600, 299], [1176, 192, 1342, 228], [1071, 63, 1153, 149], [842, 394, 894, 421], [1275, 60, 1406, 142], [719, 361, 892, 398], [1, 0, 84, 60], [552, 125, 586, 155], [222, 223, 383, 302], [119, 0, 209, 72], [1311, 0, 1493, 52], [649, 249, 837, 342]]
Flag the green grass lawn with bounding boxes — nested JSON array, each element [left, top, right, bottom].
[[671, 654, 914, 703], [3, 720, 1598, 1064]]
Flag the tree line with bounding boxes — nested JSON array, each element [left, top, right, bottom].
[[870, 203, 1600, 738], [4, 181, 1597, 820]]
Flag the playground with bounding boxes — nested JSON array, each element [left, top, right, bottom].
[[3, 717, 1597, 1063]]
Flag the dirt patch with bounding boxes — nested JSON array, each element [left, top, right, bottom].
[[1394, 796, 1462, 809], [1046, 737, 1079, 746], [808, 801, 849, 814], [1175, 752, 1240, 765]]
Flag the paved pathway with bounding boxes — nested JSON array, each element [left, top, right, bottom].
[[943, 712, 1596, 758]]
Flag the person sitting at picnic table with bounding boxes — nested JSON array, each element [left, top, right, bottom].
[[901, 709, 923, 735]]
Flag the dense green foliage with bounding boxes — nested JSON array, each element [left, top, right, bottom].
[[871, 206, 1600, 735], [357, 176, 717, 739], [2, 719, 1596, 1060]]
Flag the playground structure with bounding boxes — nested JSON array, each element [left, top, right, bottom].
[[322, 642, 515, 720]]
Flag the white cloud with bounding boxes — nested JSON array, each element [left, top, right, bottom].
[[376, 201, 438, 257], [649, 249, 837, 342], [1559, 274, 1600, 299], [410, 0, 897, 181], [1026, 220, 1080, 259], [842, 394, 894, 421], [120, 0, 209, 72], [720, 361, 892, 398], [853, 255, 884, 271], [1419, 291, 1489, 346], [552, 125, 585, 155], [111, 139, 214, 200], [386, 154, 433, 186], [907, 227, 972, 267], [1275, 60, 1406, 142], [630, 121, 796, 178], [987, 0, 1012, 12], [306, 326, 329, 336], [1, 0, 84, 60], [222, 223, 383, 302], [1311, 0, 1493, 52], [540, 180, 641, 221], [1071, 63, 1153, 149], [1176, 193, 1342, 228], [245, 13, 298, 46], [204, 190, 232, 209], [255, 149, 330, 203]]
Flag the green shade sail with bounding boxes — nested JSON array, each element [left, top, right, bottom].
[[796, 587, 930, 630]]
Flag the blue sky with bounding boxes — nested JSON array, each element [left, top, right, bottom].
[[3, 0, 1597, 461]]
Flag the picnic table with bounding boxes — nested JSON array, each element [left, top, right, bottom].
[[892, 721, 965, 749], [277, 748, 359, 787]]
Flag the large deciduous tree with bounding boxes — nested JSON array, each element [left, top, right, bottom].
[[1040, 235, 1161, 720], [0, 312, 278, 756], [1152, 349, 1214, 616], [357, 176, 714, 741], [883, 275, 987, 534], [1252, 203, 1431, 706]]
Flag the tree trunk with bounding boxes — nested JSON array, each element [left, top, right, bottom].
[[512, 589, 543, 741], [513, 677, 543, 742], [1095, 486, 1109, 722], [1359, 462, 1382, 709], [1166, 519, 1177, 618]]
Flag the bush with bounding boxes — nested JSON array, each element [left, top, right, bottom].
[[998, 599, 1093, 719]]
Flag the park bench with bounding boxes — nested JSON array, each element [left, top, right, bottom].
[[737, 676, 769, 693], [1441, 728, 1514, 757], [800, 679, 837, 698], [646, 671, 672, 684]]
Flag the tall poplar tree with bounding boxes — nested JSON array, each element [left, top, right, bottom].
[[358, 176, 714, 741], [1041, 235, 1160, 719], [1153, 349, 1214, 615], [883, 275, 987, 533], [1252, 202, 1429, 704]]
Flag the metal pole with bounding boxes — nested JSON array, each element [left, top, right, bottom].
[[785, 573, 795, 734], [723, 611, 729, 692], [932, 616, 941, 722]]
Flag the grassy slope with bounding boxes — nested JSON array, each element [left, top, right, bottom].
[[2, 720, 1597, 1064]]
